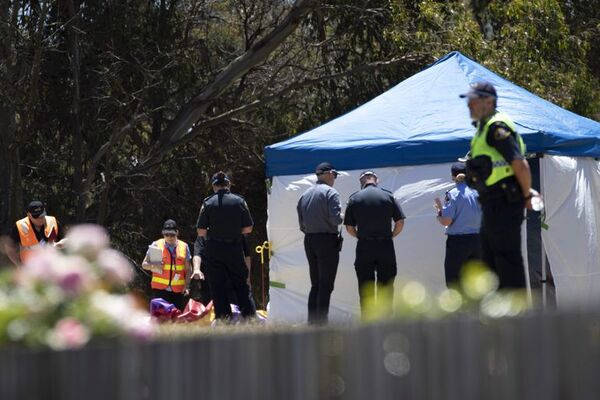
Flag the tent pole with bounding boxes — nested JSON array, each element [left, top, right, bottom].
[[540, 155, 547, 310], [541, 247, 547, 309], [523, 213, 533, 306]]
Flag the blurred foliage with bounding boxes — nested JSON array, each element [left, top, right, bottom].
[[1, 0, 598, 309], [389, 0, 600, 116], [362, 261, 531, 322]]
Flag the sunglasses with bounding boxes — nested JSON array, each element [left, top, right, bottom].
[[164, 233, 176, 238]]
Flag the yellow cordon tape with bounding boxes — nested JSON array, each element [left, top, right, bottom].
[[255, 241, 272, 264]]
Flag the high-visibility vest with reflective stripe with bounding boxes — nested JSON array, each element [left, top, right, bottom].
[[470, 112, 526, 187], [151, 239, 187, 293], [16, 216, 58, 262]]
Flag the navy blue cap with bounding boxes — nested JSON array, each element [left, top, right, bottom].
[[162, 219, 178, 235], [27, 200, 46, 218], [315, 162, 336, 174], [211, 171, 231, 185], [451, 162, 467, 176], [460, 81, 497, 99]]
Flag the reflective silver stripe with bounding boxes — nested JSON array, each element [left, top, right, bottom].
[[492, 160, 510, 167], [19, 220, 30, 235]]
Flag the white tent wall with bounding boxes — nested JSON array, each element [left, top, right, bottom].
[[268, 163, 473, 323], [541, 155, 600, 306], [266, 155, 600, 322]]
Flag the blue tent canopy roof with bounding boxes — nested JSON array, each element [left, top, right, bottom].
[[265, 51, 600, 177]]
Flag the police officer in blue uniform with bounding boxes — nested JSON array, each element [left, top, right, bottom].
[[460, 82, 536, 289], [344, 171, 405, 316], [434, 162, 482, 287], [297, 162, 343, 324], [196, 171, 256, 320]]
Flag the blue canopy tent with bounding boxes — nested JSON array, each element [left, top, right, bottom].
[[265, 51, 600, 177], [264, 52, 600, 321]]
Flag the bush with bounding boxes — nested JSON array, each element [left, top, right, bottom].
[[0, 225, 155, 350]]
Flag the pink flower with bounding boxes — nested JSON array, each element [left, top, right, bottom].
[[89, 292, 155, 340], [55, 255, 95, 296], [97, 249, 134, 285], [123, 311, 156, 341], [46, 317, 90, 350], [65, 224, 110, 259], [18, 248, 95, 297], [18, 247, 63, 285]]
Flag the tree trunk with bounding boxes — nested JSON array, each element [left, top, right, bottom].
[[0, 105, 17, 228], [0, 0, 23, 226], [0, 0, 11, 227], [64, 0, 86, 221]]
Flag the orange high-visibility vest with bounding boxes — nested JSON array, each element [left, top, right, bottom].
[[16, 216, 59, 262], [150, 239, 188, 293]]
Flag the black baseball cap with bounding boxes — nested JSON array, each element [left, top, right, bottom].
[[27, 200, 46, 218], [315, 162, 337, 175], [161, 219, 178, 235], [451, 162, 467, 177], [211, 171, 231, 185], [459, 81, 497, 99], [359, 170, 378, 180]]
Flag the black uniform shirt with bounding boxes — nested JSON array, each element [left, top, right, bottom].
[[196, 189, 253, 240], [485, 121, 524, 163], [344, 184, 405, 239]]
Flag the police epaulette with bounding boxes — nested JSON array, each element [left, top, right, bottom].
[[382, 188, 394, 195], [230, 192, 245, 200]]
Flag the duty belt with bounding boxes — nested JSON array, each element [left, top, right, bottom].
[[360, 236, 391, 241], [208, 237, 239, 243]]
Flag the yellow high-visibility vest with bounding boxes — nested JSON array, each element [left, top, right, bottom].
[[150, 239, 187, 293], [470, 112, 526, 187]]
